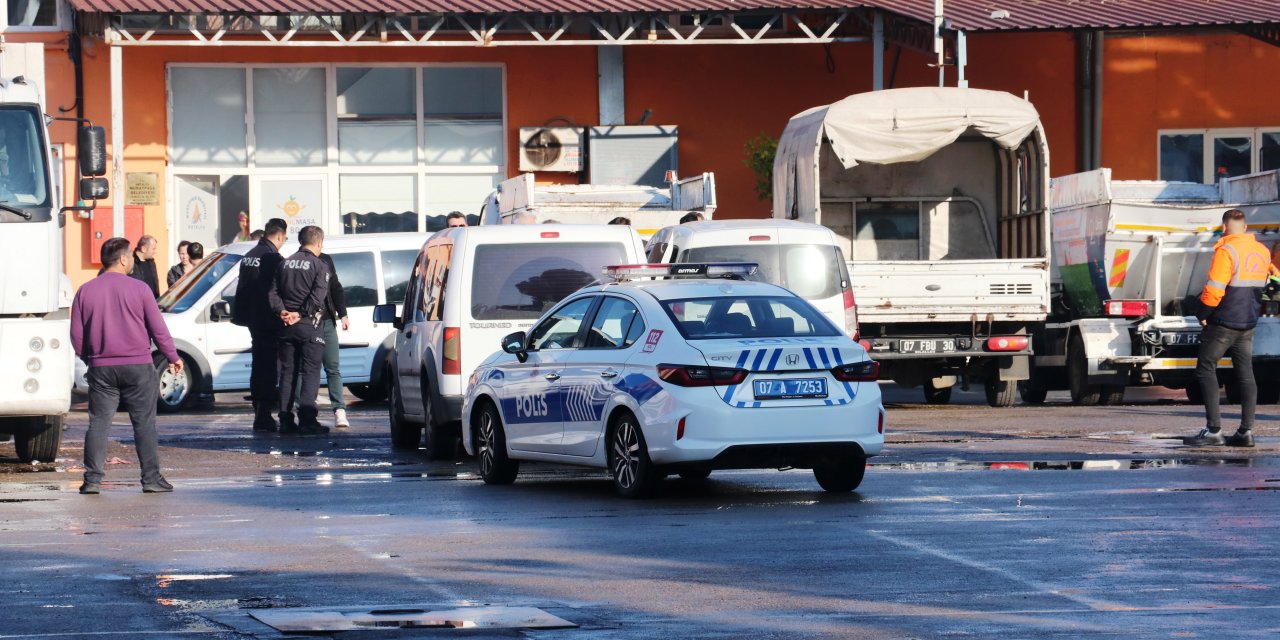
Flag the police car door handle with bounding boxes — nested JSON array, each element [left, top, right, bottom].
[[544, 373, 561, 382], [600, 369, 619, 379]]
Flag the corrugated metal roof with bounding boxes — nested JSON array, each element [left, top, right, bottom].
[[65, 0, 1280, 31]]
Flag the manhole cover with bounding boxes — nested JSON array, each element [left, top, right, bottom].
[[251, 605, 576, 632]]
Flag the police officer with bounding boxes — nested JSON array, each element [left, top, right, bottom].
[[269, 225, 331, 435], [231, 217, 288, 432]]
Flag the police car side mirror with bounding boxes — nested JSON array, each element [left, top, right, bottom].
[[502, 331, 528, 363], [209, 300, 232, 322], [373, 303, 399, 328]]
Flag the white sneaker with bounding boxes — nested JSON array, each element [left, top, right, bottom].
[[334, 408, 350, 429]]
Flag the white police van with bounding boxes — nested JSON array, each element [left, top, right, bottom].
[[154, 233, 424, 411], [374, 224, 646, 458], [461, 263, 885, 498]]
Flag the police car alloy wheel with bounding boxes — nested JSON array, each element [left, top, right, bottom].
[[609, 412, 661, 498], [813, 456, 867, 492], [476, 402, 518, 485]]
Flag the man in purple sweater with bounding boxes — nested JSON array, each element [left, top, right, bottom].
[[71, 237, 184, 494]]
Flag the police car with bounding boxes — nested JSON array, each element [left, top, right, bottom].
[[461, 263, 885, 498]]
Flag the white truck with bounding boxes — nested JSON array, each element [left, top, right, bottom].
[[0, 43, 108, 461], [481, 172, 715, 238], [1024, 168, 1280, 405], [772, 87, 1051, 407]]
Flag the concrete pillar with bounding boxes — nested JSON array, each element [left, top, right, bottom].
[[598, 46, 625, 125]]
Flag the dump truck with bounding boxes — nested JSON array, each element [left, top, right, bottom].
[[1024, 168, 1280, 405], [481, 172, 715, 238], [772, 87, 1051, 407]]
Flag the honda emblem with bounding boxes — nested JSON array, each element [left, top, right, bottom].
[[786, 354, 800, 366]]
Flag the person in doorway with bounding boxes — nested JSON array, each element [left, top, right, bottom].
[[128, 235, 160, 298], [237, 212, 252, 241], [608, 217, 631, 225], [286, 249, 350, 429], [679, 212, 704, 224], [446, 211, 468, 228], [231, 218, 288, 432], [1184, 209, 1280, 447], [166, 241, 190, 288], [269, 225, 331, 435], [72, 237, 183, 494], [249, 229, 264, 241]]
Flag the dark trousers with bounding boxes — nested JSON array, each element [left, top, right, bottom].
[[84, 364, 162, 485], [278, 321, 325, 426], [290, 318, 345, 413], [1197, 323, 1256, 432], [249, 327, 280, 422]]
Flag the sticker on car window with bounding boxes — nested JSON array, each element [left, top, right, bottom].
[[642, 329, 664, 353]]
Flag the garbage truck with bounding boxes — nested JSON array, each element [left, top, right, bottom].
[[772, 87, 1051, 407], [481, 172, 715, 239], [0, 43, 108, 462], [1023, 168, 1280, 405]]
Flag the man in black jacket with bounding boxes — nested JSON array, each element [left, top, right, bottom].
[[128, 235, 160, 298], [286, 250, 351, 428], [231, 218, 288, 431], [269, 225, 331, 435]]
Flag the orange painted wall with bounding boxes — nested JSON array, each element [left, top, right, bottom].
[[1103, 32, 1280, 179]]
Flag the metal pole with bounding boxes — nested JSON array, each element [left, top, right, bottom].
[[956, 29, 968, 88], [110, 43, 124, 238], [1091, 29, 1104, 170], [872, 12, 884, 90], [934, 0, 945, 86]]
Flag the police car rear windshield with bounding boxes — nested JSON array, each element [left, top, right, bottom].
[[157, 252, 240, 314], [662, 296, 841, 340]]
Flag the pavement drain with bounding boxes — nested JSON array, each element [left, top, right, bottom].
[[250, 605, 577, 632]]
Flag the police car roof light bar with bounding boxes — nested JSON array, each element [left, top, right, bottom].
[[602, 263, 759, 282]]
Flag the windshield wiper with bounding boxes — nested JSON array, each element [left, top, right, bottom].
[[0, 202, 32, 220]]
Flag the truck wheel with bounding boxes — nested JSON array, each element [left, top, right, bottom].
[[420, 372, 457, 461], [155, 354, 195, 413], [1224, 380, 1242, 406], [1184, 384, 1205, 405], [922, 381, 952, 405], [13, 416, 63, 463], [1018, 378, 1049, 405], [388, 369, 421, 450], [1067, 338, 1101, 406], [1258, 380, 1280, 405], [1099, 386, 1126, 406], [984, 380, 1016, 407]]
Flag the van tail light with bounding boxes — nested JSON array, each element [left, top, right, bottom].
[[832, 360, 879, 382], [877, 411, 884, 434], [985, 336, 1029, 352], [1105, 300, 1151, 318], [442, 327, 461, 375], [748, 235, 771, 241], [657, 364, 747, 387], [843, 287, 860, 340], [677, 417, 687, 440]]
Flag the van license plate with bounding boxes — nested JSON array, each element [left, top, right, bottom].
[[754, 379, 828, 400], [899, 340, 957, 354]]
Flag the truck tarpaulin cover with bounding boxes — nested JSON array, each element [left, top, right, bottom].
[[773, 87, 1041, 219]]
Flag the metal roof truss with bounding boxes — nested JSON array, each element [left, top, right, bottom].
[[99, 9, 879, 46]]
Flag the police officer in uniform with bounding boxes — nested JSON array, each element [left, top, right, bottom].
[[231, 218, 288, 432], [269, 225, 331, 435]]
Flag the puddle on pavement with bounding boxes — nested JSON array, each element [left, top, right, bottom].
[[251, 605, 576, 632], [870, 458, 1275, 472]]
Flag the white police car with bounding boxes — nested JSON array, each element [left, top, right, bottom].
[[461, 263, 885, 497]]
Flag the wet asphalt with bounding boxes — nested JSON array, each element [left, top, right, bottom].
[[1, 386, 1277, 639]]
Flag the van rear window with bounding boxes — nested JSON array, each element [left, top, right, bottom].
[[680, 244, 846, 300], [471, 243, 627, 320]]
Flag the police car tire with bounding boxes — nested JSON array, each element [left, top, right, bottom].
[[608, 412, 662, 498], [388, 375, 421, 450], [813, 457, 867, 493], [984, 380, 1016, 408], [1258, 381, 1280, 405], [13, 416, 62, 464], [155, 354, 195, 413], [475, 401, 518, 485]]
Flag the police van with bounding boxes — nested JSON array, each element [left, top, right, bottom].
[[155, 233, 425, 411], [646, 220, 859, 339], [374, 224, 646, 458]]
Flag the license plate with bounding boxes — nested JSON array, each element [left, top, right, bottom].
[[899, 339, 957, 354], [1165, 333, 1201, 345], [753, 378, 828, 400]]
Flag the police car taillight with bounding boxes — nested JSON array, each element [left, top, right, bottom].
[[657, 364, 748, 387], [602, 263, 758, 282], [832, 360, 879, 382], [1105, 300, 1152, 318]]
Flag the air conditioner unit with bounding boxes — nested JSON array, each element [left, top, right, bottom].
[[518, 127, 584, 172]]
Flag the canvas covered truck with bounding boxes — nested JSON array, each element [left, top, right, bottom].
[[480, 172, 715, 239], [0, 43, 108, 461], [772, 87, 1051, 407], [1024, 168, 1280, 406]]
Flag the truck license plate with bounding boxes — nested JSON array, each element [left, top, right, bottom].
[[1165, 333, 1201, 345], [899, 339, 957, 354]]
